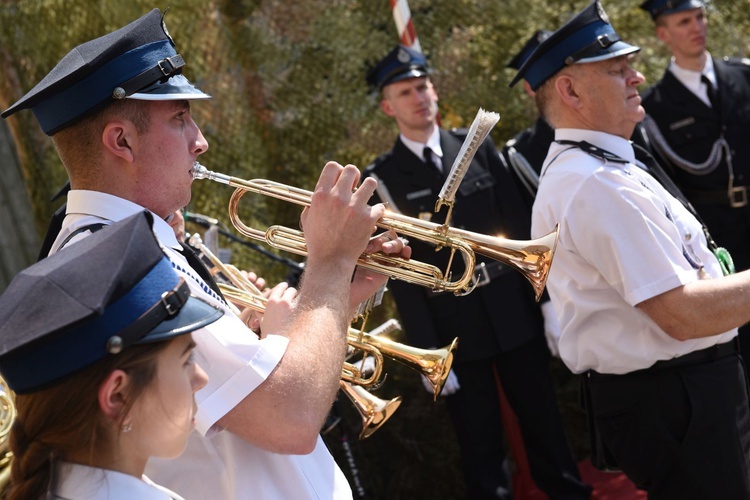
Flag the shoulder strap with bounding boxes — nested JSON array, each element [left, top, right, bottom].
[[506, 146, 539, 197], [555, 140, 629, 164], [57, 223, 107, 251], [178, 241, 227, 300]]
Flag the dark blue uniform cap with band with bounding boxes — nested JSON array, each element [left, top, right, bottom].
[[0, 8, 210, 136], [509, 0, 640, 92], [639, 0, 705, 21], [0, 211, 223, 394], [507, 30, 553, 71], [366, 44, 430, 91]]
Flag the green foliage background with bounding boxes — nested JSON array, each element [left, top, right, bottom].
[[2, 0, 748, 284], [1, 0, 748, 497]]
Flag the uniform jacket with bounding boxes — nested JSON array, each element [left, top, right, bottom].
[[501, 116, 555, 209], [364, 128, 544, 363], [642, 57, 750, 269]]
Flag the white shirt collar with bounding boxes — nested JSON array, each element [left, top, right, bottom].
[[399, 125, 443, 161], [66, 190, 181, 250], [51, 461, 185, 500], [668, 52, 716, 105]]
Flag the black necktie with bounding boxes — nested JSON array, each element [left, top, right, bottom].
[[701, 75, 719, 110], [423, 146, 442, 174], [179, 241, 226, 300]]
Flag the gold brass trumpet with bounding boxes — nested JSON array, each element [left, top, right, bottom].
[[187, 234, 411, 437], [189, 234, 382, 387], [0, 376, 16, 492], [339, 381, 402, 440], [192, 163, 558, 300], [216, 282, 456, 399], [188, 233, 458, 398]]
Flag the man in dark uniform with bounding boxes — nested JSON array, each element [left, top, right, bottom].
[[639, 0, 750, 358], [501, 31, 564, 359], [502, 30, 555, 208], [363, 45, 590, 500]]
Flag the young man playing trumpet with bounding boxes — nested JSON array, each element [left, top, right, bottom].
[[2, 9, 409, 500]]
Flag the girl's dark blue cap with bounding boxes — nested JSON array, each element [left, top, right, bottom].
[[1, 9, 210, 136], [0, 211, 222, 394]]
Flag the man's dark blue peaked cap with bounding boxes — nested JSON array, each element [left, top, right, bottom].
[[1, 9, 210, 135], [639, 0, 705, 21], [366, 44, 430, 91], [507, 30, 553, 71], [510, 0, 640, 91]]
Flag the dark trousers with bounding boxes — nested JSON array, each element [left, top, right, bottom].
[[586, 353, 750, 499], [446, 335, 591, 500]]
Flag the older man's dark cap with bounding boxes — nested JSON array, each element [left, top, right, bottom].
[[0, 211, 222, 394], [510, 0, 640, 91], [639, 0, 705, 21], [1, 9, 210, 136], [366, 45, 430, 91], [507, 30, 553, 71]]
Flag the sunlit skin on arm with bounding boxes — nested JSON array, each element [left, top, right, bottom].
[[637, 270, 750, 340]]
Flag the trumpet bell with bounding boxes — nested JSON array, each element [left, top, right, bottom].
[[339, 381, 402, 440], [0, 377, 15, 493], [351, 332, 458, 401]]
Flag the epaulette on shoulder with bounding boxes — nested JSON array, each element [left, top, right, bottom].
[[504, 137, 519, 149], [364, 151, 393, 174], [448, 127, 469, 138], [504, 127, 532, 149], [722, 56, 750, 67]]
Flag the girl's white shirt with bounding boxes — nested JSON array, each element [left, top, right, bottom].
[[49, 461, 185, 500]]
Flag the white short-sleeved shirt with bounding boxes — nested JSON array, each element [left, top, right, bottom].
[[532, 129, 737, 375], [51, 190, 352, 499], [50, 461, 184, 500]]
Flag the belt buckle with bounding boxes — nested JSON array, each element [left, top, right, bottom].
[[472, 262, 491, 288], [729, 186, 748, 208]]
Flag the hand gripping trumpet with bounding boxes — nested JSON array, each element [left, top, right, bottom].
[[218, 282, 457, 398], [188, 234, 455, 438], [212, 268, 458, 399], [188, 234, 404, 438], [188, 233, 457, 399], [192, 163, 558, 300]]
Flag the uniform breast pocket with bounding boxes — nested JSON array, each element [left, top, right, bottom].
[[666, 117, 713, 148], [457, 171, 496, 197], [733, 100, 750, 125]]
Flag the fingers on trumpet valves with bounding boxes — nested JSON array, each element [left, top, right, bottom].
[[365, 230, 411, 257]]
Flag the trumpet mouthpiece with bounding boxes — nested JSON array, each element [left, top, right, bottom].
[[191, 162, 232, 185], [192, 162, 208, 179]]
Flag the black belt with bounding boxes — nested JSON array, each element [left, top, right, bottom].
[[682, 186, 749, 208], [426, 261, 510, 297], [587, 338, 739, 379]]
